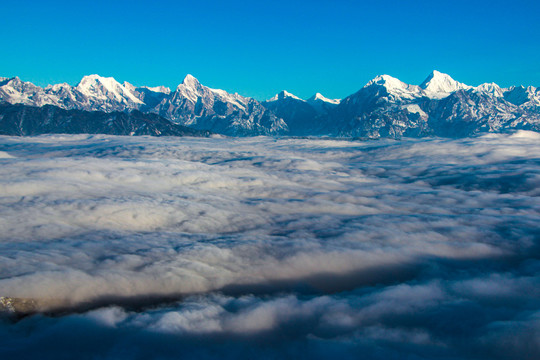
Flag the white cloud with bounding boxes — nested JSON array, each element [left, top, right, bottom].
[[0, 132, 539, 359]]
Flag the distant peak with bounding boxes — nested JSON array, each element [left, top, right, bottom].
[[268, 90, 303, 102], [280, 90, 300, 99], [507, 85, 537, 93], [420, 70, 451, 85], [80, 74, 109, 82], [75, 74, 143, 104], [182, 74, 200, 87], [308, 92, 340, 104], [420, 70, 471, 94], [371, 74, 398, 82], [77, 74, 121, 89], [366, 74, 407, 89], [475, 82, 503, 97], [1, 76, 23, 84]]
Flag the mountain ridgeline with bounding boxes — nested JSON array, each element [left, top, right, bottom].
[[0, 71, 539, 138], [0, 104, 210, 137]]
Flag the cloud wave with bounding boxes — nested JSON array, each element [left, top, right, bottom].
[[0, 132, 539, 359]]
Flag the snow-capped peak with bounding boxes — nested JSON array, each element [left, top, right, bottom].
[[503, 85, 539, 106], [268, 90, 303, 102], [1, 76, 24, 86], [366, 74, 410, 89], [181, 74, 201, 88], [475, 82, 503, 97], [0, 77, 17, 87], [173, 74, 207, 103], [309, 92, 340, 104], [77, 74, 111, 87], [76, 74, 143, 104], [420, 70, 471, 97], [364, 74, 422, 100]]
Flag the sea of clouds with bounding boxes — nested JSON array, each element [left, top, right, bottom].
[[0, 132, 539, 359]]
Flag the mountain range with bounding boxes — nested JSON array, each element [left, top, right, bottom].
[[1, 71, 539, 138], [0, 103, 210, 137]]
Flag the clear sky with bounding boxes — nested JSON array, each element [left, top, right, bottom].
[[1, 0, 539, 100]]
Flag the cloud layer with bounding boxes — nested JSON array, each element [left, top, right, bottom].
[[0, 132, 539, 359]]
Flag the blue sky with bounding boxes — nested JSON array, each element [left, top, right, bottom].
[[1, 0, 539, 100]]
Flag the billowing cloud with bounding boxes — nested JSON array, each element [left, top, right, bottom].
[[0, 132, 539, 359]]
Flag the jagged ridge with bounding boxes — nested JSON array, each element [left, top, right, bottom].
[[1, 71, 539, 138]]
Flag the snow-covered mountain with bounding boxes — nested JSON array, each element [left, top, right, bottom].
[[420, 70, 472, 98], [151, 75, 287, 136], [267, 90, 303, 102], [324, 73, 429, 138], [263, 91, 318, 135], [1, 71, 539, 138], [306, 93, 340, 113], [0, 75, 286, 136], [262, 90, 341, 135], [75, 75, 144, 111], [323, 71, 540, 138], [503, 85, 540, 111]]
